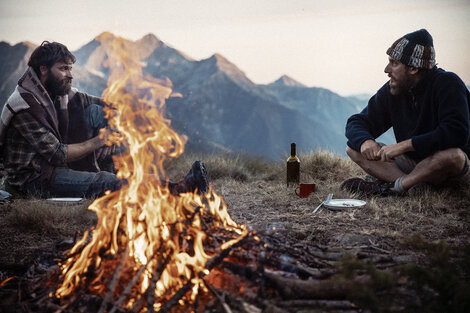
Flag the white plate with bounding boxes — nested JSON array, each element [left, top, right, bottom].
[[323, 199, 366, 211], [47, 197, 84, 204]]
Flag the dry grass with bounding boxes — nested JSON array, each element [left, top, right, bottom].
[[0, 150, 469, 310], [1, 150, 467, 262], [166, 150, 470, 254], [0, 199, 96, 280], [166, 152, 278, 182], [6, 199, 96, 236]]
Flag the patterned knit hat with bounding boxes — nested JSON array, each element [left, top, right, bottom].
[[386, 29, 436, 69]]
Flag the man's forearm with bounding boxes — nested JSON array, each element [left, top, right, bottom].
[[66, 135, 104, 162], [389, 139, 414, 156], [378, 139, 415, 162]]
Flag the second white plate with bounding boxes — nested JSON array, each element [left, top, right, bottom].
[[323, 199, 366, 211], [47, 197, 84, 204]]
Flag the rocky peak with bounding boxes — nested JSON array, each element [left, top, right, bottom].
[[207, 53, 252, 85], [94, 31, 117, 43], [271, 75, 306, 87], [137, 33, 164, 51]]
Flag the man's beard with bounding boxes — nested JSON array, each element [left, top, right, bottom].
[[45, 71, 72, 97], [389, 74, 414, 96]]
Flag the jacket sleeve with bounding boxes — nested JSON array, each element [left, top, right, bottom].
[[73, 92, 107, 110], [412, 73, 470, 155], [345, 84, 393, 151]]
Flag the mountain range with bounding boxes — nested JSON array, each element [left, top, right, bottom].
[[0, 32, 384, 159]]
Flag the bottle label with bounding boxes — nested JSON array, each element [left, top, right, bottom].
[[287, 161, 300, 186]]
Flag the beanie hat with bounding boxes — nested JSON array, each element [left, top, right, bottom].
[[386, 29, 436, 69]]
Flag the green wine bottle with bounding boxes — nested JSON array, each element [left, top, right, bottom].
[[286, 143, 300, 186]]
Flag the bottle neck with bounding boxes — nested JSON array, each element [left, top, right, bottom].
[[290, 143, 296, 157]]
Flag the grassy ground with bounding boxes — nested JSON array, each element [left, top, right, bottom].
[[1, 151, 469, 311], [170, 151, 469, 250]]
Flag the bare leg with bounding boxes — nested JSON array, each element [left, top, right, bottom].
[[402, 148, 466, 189], [346, 146, 405, 182]]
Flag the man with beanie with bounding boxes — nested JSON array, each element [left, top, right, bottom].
[[341, 29, 470, 196]]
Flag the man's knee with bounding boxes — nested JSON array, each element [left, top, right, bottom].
[[346, 146, 362, 163], [431, 148, 466, 174], [89, 171, 122, 196]]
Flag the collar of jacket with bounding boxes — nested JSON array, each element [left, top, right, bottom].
[[409, 66, 439, 97]]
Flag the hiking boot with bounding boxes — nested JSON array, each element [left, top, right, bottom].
[[184, 160, 209, 195], [340, 177, 400, 196], [168, 161, 209, 195]]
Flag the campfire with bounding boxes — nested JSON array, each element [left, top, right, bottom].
[[54, 34, 250, 311]]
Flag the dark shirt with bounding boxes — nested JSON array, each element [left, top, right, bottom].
[[345, 67, 470, 161]]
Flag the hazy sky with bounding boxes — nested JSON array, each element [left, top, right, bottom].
[[1, 0, 469, 96]]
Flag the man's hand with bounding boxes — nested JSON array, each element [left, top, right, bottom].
[[99, 127, 123, 145], [96, 145, 116, 161], [377, 139, 414, 162], [360, 139, 380, 160], [95, 127, 120, 160], [66, 128, 120, 163]]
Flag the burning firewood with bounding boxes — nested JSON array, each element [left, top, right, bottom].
[[0, 228, 422, 313]]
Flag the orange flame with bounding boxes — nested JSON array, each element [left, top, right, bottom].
[[55, 33, 246, 309]]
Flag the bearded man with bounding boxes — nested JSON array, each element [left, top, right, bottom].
[[0, 41, 207, 198], [341, 29, 470, 195]]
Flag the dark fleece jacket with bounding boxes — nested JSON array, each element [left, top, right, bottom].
[[346, 67, 470, 161]]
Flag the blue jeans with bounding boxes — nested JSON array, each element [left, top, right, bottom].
[[25, 168, 122, 198], [24, 104, 122, 198]]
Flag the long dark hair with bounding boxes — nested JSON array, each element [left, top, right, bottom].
[[28, 41, 76, 77]]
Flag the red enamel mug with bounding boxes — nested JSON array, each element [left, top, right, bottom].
[[295, 183, 316, 198]]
